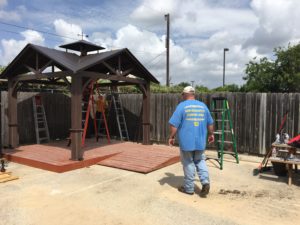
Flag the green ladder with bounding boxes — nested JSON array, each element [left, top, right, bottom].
[[207, 97, 239, 169]]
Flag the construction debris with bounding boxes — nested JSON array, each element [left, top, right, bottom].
[[0, 172, 19, 183], [0, 158, 19, 183]]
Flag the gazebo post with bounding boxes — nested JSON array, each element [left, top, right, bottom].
[[70, 75, 83, 160], [7, 79, 19, 148], [142, 82, 151, 145]]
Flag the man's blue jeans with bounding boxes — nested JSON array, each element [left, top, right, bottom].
[[180, 150, 210, 193]]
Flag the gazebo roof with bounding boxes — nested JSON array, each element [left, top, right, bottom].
[[59, 40, 105, 53], [1, 43, 159, 84]]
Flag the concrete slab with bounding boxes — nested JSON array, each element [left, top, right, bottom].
[[1, 149, 300, 225]]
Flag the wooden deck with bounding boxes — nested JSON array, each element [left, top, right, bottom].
[[98, 142, 180, 173], [3, 139, 180, 173]]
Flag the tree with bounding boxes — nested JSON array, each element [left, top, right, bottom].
[[0, 65, 5, 74], [195, 85, 210, 93], [213, 84, 240, 92], [177, 82, 191, 87], [243, 43, 300, 92]]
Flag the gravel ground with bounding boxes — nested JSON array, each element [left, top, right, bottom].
[[1, 148, 300, 225]]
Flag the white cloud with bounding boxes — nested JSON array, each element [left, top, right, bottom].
[[53, 19, 83, 43], [124, 0, 262, 87], [130, 0, 177, 25], [244, 0, 300, 53], [0, 0, 7, 8], [0, 10, 21, 21], [2, 0, 300, 88], [0, 30, 44, 65], [113, 24, 165, 54], [0, 0, 24, 21], [91, 32, 114, 49]]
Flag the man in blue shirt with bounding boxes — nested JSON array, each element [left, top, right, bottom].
[[169, 86, 214, 197]]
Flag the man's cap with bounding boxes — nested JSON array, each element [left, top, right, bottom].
[[182, 86, 195, 94]]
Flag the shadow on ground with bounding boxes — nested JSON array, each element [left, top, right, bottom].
[[158, 172, 202, 194], [258, 170, 300, 186]]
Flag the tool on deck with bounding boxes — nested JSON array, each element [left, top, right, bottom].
[[0, 158, 7, 172], [253, 110, 289, 175], [206, 97, 239, 170]]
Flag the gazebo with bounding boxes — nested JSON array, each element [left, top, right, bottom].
[[1, 40, 159, 161]]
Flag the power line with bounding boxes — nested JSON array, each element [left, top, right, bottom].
[[144, 51, 166, 66], [147, 56, 165, 67], [0, 21, 78, 41], [0, 29, 65, 44], [0, 3, 166, 46]]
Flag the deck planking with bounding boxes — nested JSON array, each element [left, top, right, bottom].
[[3, 139, 180, 173]]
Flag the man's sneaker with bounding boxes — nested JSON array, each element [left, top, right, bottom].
[[200, 183, 210, 198], [177, 186, 194, 195]]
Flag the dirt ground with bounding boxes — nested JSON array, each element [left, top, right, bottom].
[[1, 147, 300, 225]]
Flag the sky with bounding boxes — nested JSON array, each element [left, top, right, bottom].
[[1, 0, 300, 88]]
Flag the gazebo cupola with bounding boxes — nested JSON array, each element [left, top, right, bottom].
[[59, 40, 105, 56]]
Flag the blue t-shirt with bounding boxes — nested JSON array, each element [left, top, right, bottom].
[[169, 100, 213, 151]]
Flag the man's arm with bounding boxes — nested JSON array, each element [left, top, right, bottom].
[[168, 125, 177, 146], [207, 124, 214, 144]]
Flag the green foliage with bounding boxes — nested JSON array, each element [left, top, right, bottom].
[[212, 84, 240, 92], [118, 83, 242, 94], [243, 43, 300, 92], [0, 65, 5, 74], [195, 85, 210, 93], [118, 85, 140, 93], [176, 82, 191, 87], [150, 83, 183, 93]]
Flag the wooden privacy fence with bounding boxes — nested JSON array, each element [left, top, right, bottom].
[[1, 92, 300, 155], [120, 93, 300, 155], [1, 92, 71, 146]]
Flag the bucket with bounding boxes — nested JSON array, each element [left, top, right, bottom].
[[272, 162, 287, 176]]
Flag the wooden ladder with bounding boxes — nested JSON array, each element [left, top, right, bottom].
[[111, 92, 129, 141]]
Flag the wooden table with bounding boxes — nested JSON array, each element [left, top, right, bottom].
[[269, 143, 300, 185], [269, 157, 300, 185]]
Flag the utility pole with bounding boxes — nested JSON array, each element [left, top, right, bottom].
[[165, 14, 170, 86], [223, 48, 229, 87]]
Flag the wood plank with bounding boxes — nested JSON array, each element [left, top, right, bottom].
[[0, 171, 12, 175], [0, 176, 19, 183], [0, 174, 11, 179]]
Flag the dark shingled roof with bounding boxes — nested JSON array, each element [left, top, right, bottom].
[[1, 43, 159, 84]]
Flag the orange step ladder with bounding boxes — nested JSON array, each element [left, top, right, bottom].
[[81, 81, 98, 146], [68, 81, 110, 147], [95, 83, 111, 143]]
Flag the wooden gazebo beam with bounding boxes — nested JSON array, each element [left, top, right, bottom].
[[13, 71, 73, 82], [70, 75, 83, 160], [7, 79, 19, 148], [78, 71, 146, 84], [138, 82, 151, 145]]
